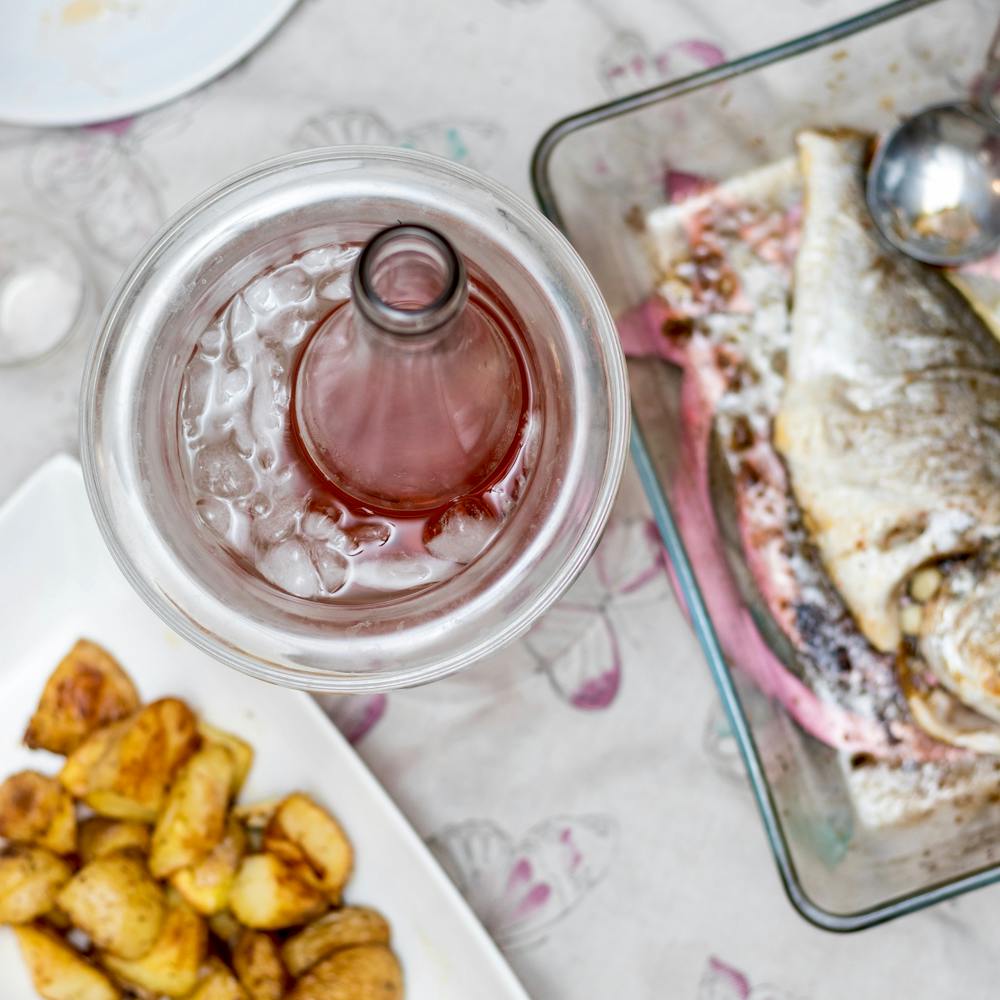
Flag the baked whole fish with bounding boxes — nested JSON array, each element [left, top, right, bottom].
[[777, 130, 1000, 753], [627, 129, 1000, 825]]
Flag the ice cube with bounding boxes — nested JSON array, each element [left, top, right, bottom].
[[222, 366, 250, 399], [198, 325, 225, 359], [310, 544, 349, 595], [302, 509, 342, 538], [196, 497, 231, 538], [423, 498, 499, 565], [244, 275, 277, 315], [193, 440, 255, 499], [346, 522, 391, 551], [252, 495, 300, 545], [318, 271, 351, 301], [351, 553, 444, 592], [248, 493, 271, 518], [181, 357, 213, 430], [299, 245, 355, 275], [271, 266, 311, 304], [258, 539, 320, 598], [226, 294, 256, 340]]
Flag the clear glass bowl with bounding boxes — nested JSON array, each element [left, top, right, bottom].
[[82, 146, 629, 692], [532, 0, 1000, 930]]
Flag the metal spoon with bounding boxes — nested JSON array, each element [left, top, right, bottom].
[[867, 23, 1000, 266]]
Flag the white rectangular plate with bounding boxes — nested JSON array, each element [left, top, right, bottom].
[[0, 455, 529, 1000]]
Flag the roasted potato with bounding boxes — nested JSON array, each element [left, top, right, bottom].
[[233, 929, 287, 1000], [188, 957, 249, 1000], [170, 816, 246, 915], [150, 743, 234, 879], [281, 906, 391, 977], [100, 891, 206, 998], [8, 642, 404, 997], [263, 793, 353, 902], [57, 852, 165, 959], [60, 698, 200, 822], [198, 721, 254, 795], [24, 639, 140, 755], [0, 770, 77, 854], [288, 944, 403, 1000], [78, 818, 151, 863], [0, 846, 73, 924], [14, 923, 120, 1000], [228, 853, 327, 930]]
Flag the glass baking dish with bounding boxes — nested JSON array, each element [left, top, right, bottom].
[[531, 0, 999, 931]]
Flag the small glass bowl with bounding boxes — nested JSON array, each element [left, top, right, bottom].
[[81, 146, 629, 692], [0, 211, 92, 367]]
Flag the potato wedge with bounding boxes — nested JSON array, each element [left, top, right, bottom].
[[263, 793, 353, 902], [288, 944, 403, 1000], [59, 719, 125, 799], [281, 906, 391, 977], [61, 698, 200, 822], [150, 743, 234, 879], [233, 929, 286, 1000], [170, 817, 246, 915], [101, 891, 206, 998], [0, 771, 77, 855], [24, 639, 140, 755], [198, 721, 254, 795], [228, 853, 327, 930], [14, 923, 120, 1000], [78, 818, 151, 863], [188, 957, 249, 1000], [0, 846, 73, 924], [57, 853, 164, 959]]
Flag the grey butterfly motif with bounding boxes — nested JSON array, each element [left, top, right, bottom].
[[290, 109, 505, 172]]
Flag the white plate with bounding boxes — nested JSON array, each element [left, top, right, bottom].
[[0, 0, 300, 126], [0, 455, 530, 1000]]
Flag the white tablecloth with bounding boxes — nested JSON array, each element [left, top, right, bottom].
[[2, 1, 999, 996]]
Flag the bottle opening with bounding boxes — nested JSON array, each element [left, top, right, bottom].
[[353, 224, 468, 336]]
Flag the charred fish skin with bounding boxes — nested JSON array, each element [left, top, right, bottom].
[[775, 129, 1000, 657]]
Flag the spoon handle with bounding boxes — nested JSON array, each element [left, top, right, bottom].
[[976, 17, 1000, 125]]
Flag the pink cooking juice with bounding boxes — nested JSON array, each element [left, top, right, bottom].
[[176, 241, 538, 603]]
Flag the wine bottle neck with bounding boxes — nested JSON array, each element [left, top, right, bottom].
[[352, 224, 468, 344]]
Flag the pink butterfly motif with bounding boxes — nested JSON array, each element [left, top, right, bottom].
[[699, 957, 804, 1000], [522, 516, 670, 710], [314, 693, 388, 745], [599, 32, 725, 100], [428, 814, 617, 949], [586, 33, 725, 198]]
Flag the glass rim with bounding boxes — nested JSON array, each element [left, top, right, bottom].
[[81, 144, 630, 693]]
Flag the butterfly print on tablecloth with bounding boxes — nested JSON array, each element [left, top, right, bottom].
[[25, 98, 198, 266], [428, 814, 617, 949], [581, 32, 725, 200], [314, 693, 388, 745], [522, 516, 670, 710], [290, 109, 505, 172], [599, 32, 725, 100], [699, 957, 804, 1000]]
